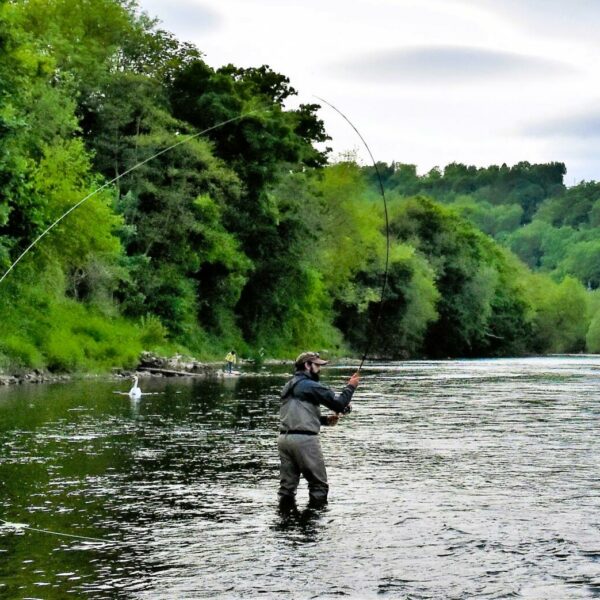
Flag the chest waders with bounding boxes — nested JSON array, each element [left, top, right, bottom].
[[278, 379, 329, 505]]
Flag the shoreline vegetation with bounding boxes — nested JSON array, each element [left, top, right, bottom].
[[0, 351, 278, 386], [2, 1, 600, 379]]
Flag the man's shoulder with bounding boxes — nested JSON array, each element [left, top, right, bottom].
[[285, 372, 307, 384], [296, 378, 331, 394], [281, 373, 307, 397]]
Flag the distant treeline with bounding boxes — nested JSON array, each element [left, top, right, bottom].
[[1, 0, 599, 374]]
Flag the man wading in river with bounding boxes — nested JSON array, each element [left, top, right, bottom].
[[278, 352, 359, 507]]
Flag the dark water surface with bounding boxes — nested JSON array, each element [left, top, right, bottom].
[[1, 357, 599, 599]]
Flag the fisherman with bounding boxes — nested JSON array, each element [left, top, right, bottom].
[[225, 350, 237, 374], [278, 352, 359, 507]]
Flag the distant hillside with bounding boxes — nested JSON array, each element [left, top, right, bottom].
[[363, 161, 600, 290]]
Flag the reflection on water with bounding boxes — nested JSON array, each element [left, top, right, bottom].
[[1, 357, 599, 598]]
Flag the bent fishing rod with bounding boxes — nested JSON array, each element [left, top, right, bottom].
[[315, 97, 391, 371], [0, 99, 385, 547]]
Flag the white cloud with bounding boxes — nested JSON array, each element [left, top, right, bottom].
[[331, 46, 575, 84]]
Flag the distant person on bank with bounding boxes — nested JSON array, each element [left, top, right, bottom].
[[278, 352, 359, 507], [225, 350, 237, 374]]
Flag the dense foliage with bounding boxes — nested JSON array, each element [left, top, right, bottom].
[[0, 0, 598, 373]]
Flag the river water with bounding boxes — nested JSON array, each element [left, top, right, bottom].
[[0, 356, 599, 599]]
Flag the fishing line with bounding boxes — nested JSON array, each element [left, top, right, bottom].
[[0, 109, 269, 285], [0, 96, 388, 544], [0, 101, 385, 546], [314, 96, 390, 370], [0, 517, 126, 546]]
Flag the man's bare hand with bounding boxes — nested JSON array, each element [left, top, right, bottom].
[[327, 414, 340, 426], [348, 372, 360, 388]]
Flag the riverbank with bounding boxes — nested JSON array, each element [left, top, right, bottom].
[[0, 351, 295, 386]]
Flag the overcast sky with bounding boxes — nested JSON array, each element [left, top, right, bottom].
[[138, 0, 600, 184]]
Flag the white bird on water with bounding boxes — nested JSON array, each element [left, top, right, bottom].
[[129, 376, 141, 399]]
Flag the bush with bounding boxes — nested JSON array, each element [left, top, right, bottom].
[[586, 310, 600, 353], [0, 336, 44, 371], [529, 275, 588, 353], [43, 330, 86, 372], [140, 314, 168, 347]]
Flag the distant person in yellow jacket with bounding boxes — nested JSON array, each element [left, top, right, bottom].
[[225, 350, 237, 374]]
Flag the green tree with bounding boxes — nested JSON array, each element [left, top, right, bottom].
[[528, 275, 588, 353], [558, 240, 600, 290], [506, 220, 552, 269], [30, 138, 124, 301], [389, 196, 532, 357], [536, 181, 600, 228], [451, 196, 523, 237], [333, 243, 439, 358], [585, 307, 600, 353], [168, 59, 333, 347]]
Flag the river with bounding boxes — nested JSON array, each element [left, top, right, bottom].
[[0, 356, 599, 598]]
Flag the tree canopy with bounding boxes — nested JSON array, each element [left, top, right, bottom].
[[0, 0, 598, 374]]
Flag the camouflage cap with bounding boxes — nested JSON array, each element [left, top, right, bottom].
[[295, 352, 329, 368]]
